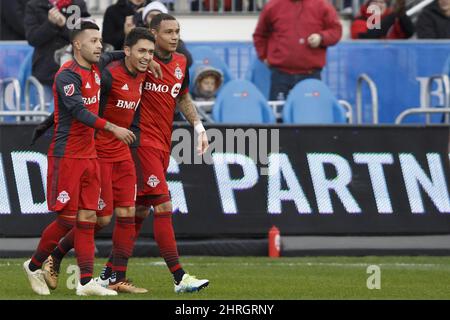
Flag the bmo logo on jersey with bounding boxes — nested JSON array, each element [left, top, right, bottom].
[[82, 95, 97, 105], [116, 99, 139, 110], [82, 90, 100, 106], [144, 82, 182, 98]]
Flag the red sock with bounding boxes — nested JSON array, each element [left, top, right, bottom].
[[153, 211, 181, 273], [105, 216, 145, 270], [52, 223, 104, 261], [74, 221, 96, 283], [30, 216, 74, 268], [134, 216, 145, 239], [112, 217, 136, 281]]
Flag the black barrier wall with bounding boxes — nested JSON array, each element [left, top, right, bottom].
[[1, 124, 450, 237]]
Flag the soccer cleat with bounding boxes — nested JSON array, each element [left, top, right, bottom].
[[76, 279, 118, 296], [174, 274, 209, 293], [22, 259, 50, 295], [94, 276, 110, 288], [42, 256, 59, 290], [108, 279, 148, 294]]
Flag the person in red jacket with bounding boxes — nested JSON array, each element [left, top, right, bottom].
[[253, 0, 342, 101], [351, 0, 415, 39]]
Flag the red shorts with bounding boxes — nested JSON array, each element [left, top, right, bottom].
[[132, 146, 170, 202], [47, 157, 100, 212], [96, 159, 137, 217]]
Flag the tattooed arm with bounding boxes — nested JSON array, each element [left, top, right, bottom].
[[177, 93, 200, 126], [177, 93, 209, 155]]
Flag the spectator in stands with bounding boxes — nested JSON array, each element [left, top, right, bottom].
[[416, 0, 450, 39], [139, 1, 193, 67], [351, 0, 415, 39], [102, 0, 149, 50], [253, 0, 342, 101], [24, 0, 90, 112], [141, 0, 170, 27], [192, 66, 223, 111], [0, 0, 30, 40]]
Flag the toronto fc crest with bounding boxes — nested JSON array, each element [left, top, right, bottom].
[[174, 66, 183, 80]]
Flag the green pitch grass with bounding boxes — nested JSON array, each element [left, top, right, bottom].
[[1, 256, 450, 299]]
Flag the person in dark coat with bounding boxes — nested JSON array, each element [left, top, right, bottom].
[[24, 0, 90, 112], [0, 0, 30, 40], [102, 0, 148, 50], [351, 0, 415, 39], [417, 0, 450, 39]]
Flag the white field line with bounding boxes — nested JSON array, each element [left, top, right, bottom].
[[1, 261, 450, 270]]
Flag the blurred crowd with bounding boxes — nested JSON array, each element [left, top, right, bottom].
[[0, 0, 449, 113]]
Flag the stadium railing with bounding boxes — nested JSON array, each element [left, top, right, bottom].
[[395, 108, 450, 124], [0, 77, 21, 123], [195, 100, 284, 123], [356, 73, 379, 125], [395, 74, 450, 124]]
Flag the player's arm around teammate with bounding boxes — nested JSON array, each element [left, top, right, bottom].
[[23, 21, 137, 297], [128, 14, 210, 293]]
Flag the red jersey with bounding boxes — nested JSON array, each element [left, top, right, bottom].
[[132, 52, 189, 152], [95, 59, 146, 162], [48, 60, 106, 158]]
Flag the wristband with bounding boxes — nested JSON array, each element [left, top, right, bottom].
[[194, 122, 205, 134]]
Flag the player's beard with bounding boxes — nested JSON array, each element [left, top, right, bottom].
[[80, 46, 101, 65], [85, 51, 101, 64]]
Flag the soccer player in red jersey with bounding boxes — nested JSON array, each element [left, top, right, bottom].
[[42, 28, 156, 294], [23, 21, 136, 296], [111, 14, 209, 293]]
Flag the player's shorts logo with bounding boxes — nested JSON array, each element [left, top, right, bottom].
[[98, 198, 106, 211], [174, 67, 183, 80], [57, 191, 70, 204], [147, 175, 160, 188], [64, 84, 75, 96]]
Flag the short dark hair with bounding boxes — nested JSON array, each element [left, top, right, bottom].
[[69, 20, 100, 42], [124, 27, 155, 48], [149, 13, 177, 31]]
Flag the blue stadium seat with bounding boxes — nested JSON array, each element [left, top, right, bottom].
[[189, 46, 234, 92], [245, 55, 271, 99], [282, 79, 347, 124], [212, 79, 275, 123]]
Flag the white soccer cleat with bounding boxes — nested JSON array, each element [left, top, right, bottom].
[[76, 279, 118, 296], [22, 259, 50, 295], [174, 274, 209, 293], [94, 276, 110, 288]]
